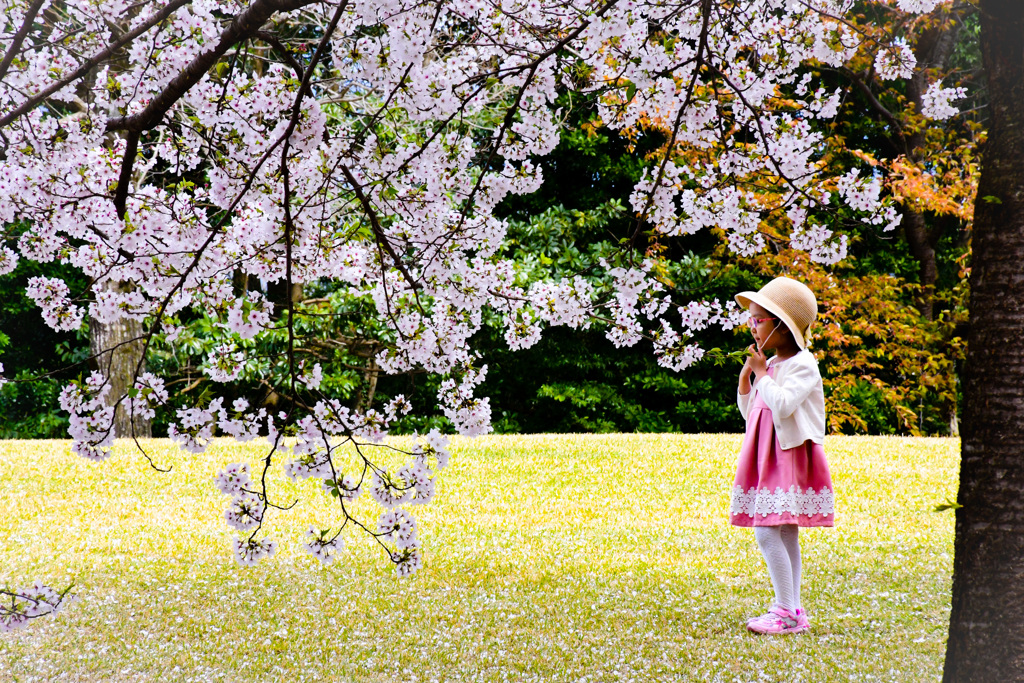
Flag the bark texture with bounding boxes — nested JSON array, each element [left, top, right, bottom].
[[943, 2, 1024, 679], [89, 280, 151, 438]]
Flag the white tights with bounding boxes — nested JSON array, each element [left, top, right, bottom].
[[753, 525, 802, 612]]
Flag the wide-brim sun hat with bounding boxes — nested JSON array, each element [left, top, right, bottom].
[[735, 277, 818, 349]]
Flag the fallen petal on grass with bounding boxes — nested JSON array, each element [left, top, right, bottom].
[[0, 434, 956, 682]]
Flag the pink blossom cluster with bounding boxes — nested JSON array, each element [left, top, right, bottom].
[[25, 278, 83, 332], [377, 509, 418, 552], [218, 399, 266, 442], [790, 223, 850, 265], [298, 362, 324, 390], [509, 275, 596, 350], [437, 365, 492, 437], [0, 246, 18, 275], [233, 537, 278, 566], [217, 463, 265, 530], [59, 372, 117, 460], [893, 0, 943, 13], [604, 263, 664, 348], [874, 38, 917, 80], [215, 463, 273, 563], [168, 403, 219, 454], [226, 294, 275, 340], [1, 583, 75, 633], [653, 321, 706, 372], [303, 527, 343, 565], [921, 81, 967, 121], [204, 344, 247, 382], [123, 373, 170, 425]]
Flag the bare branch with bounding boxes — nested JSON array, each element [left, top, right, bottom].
[[839, 66, 906, 148]]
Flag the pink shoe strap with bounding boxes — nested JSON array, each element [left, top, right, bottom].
[[769, 606, 798, 625]]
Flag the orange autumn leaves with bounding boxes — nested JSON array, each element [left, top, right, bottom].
[[753, 249, 966, 436]]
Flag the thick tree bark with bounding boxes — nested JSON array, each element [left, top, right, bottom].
[[89, 280, 151, 438], [943, 2, 1024, 679]]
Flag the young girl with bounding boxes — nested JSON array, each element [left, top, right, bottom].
[[731, 276, 833, 635]]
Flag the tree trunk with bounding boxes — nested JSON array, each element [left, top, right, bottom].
[[89, 280, 151, 438], [901, 2, 965, 321], [902, 208, 939, 320], [943, 2, 1024, 679]]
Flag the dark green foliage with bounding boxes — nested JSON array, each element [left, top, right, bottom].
[[473, 325, 744, 434], [0, 258, 89, 438], [830, 380, 902, 436]]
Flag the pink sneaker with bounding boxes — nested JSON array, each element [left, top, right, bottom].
[[747, 606, 807, 634]]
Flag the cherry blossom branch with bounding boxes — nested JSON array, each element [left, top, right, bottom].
[[279, 0, 351, 395], [627, 0, 712, 252], [0, 0, 193, 131], [0, 584, 75, 633], [0, 0, 48, 85], [105, 0, 324, 133], [107, 0, 325, 219]]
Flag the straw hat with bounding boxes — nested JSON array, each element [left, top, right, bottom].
[[735, 277, 818, 349]]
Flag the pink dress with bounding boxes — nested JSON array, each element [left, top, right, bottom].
[[730, 364, 835, 527]]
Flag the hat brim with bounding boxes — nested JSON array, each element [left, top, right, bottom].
[[735, 291, 808, 349]]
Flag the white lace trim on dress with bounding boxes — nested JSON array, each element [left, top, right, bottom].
[[730, 485, 834, 518]]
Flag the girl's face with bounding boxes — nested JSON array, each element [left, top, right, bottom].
[[748, 302, 787, 351]]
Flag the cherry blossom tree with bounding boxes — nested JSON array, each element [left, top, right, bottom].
[[3, 0, 980, 654]]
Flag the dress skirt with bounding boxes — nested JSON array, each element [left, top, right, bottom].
[[730, 378, 835, 528]]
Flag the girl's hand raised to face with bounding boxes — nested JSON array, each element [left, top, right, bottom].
[[747, 344, 768, 377]]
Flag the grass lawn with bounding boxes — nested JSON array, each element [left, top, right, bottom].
[[0, 434, 957, 682]]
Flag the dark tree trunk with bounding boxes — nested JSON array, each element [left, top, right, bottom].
[[902, 208, 940, 319], [354, 356, 380, 415], [89, 280, 151, 438], [943, 2, 1024, 679]]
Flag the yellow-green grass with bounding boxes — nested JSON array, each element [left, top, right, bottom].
[[0, 435, 957, 682]]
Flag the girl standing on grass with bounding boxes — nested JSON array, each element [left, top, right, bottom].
[[731, 276, 833, 635]]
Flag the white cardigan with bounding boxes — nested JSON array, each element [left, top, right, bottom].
[[737, 349, 826, 450]]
